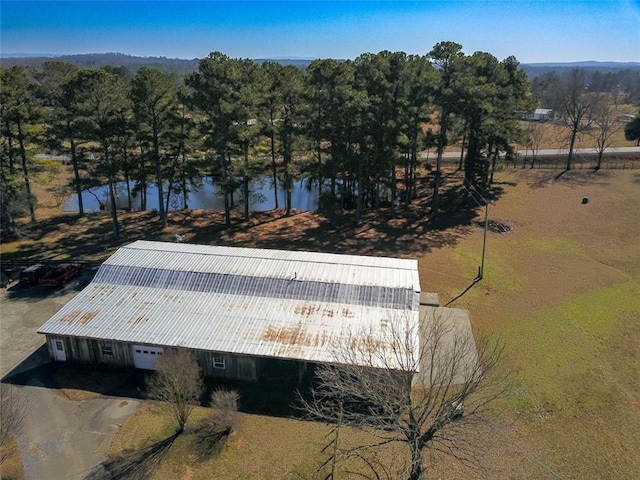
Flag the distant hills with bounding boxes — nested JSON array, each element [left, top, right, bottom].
[[0, 53, 200, 75], [520, 61, 640, 78], [0, 53, 318, 75], [2, 53, 639, 77]]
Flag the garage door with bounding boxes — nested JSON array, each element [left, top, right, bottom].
[[132, 345, 164, 370]]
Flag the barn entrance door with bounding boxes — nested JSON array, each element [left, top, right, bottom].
[[132, 345, 164, 370], [53, 339, 66, 362]]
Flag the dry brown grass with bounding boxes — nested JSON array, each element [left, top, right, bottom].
[[422, 169, 640, 478], [106, 402, 395, 480], [525, 119, 635, 150], [0, 436, 23, 480]]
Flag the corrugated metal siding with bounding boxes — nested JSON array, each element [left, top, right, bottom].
[[105, 240, 421, 292], [94, 264, 414, 309], [39, 241, 421, 370], [45, 335, 134, 367], [192, 350, 258, 381]]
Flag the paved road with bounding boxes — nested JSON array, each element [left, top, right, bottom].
[[419, 145, 640, 160], [1, 282, 140, 480]]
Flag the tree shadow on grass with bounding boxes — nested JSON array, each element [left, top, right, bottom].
[[1, 211, 178, 267], [190, 420, 232, 461], [189, 177, 505, 259], [87, 431, 180, 480], [528, 169, 613, 189], [2, 174, 508, 268]]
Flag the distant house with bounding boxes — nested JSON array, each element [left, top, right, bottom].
[[532, 109, 554, 121], [616, 113, 636, 123], [38, 241, 421, 382]]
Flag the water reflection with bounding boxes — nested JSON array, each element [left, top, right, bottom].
[[63, 176, 319, 213]]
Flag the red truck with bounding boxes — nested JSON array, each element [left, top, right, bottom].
[[40, 263, 82, 287]]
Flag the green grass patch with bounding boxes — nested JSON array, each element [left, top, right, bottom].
[[449, 238, 526, 293], [522, 236, 581, 254], [502, 280, 640, 415]]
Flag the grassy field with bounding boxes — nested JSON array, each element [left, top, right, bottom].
[[2, 166, 639, 478], [520, 118, 636, 150], [423, 169, 640, 478]]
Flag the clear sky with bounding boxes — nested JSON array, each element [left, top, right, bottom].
[[1, 1, 639, 63]]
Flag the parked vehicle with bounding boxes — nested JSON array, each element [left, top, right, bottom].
[[19, 264, 51, 286], [40, 263, 82, 287], [1, 269, 11, 288]]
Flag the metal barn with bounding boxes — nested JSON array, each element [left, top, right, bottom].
[[38, 241, 421, 381]]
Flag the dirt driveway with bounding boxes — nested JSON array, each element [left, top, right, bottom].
[[1, 282, 140, 480]]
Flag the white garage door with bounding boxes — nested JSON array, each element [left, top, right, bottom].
[[132, 345, 164, 370]]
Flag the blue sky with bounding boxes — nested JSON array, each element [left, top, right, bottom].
[[1, 1, 639, 62]]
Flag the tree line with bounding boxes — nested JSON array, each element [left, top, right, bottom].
[[529, 68, 640, 170], [531, 67, 640, 107], [3, 42, 634, 239]]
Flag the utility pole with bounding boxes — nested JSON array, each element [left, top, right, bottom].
[[463, 178, 490, 280], [479, 201, 489, 280]]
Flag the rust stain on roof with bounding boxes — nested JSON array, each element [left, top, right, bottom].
[[79, 311, 98, 325], [294, 305, 318, 316], [293, 305, 345, 319], [262, 324, 307, 346], [311, 330, 330, 347], [350, 335, 385, 354], [59, 310, 82, 324], [88, 284, 116, 301], [341, 308, 355, 319], [261, 325, 333, 349]]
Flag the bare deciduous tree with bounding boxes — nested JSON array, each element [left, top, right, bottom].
[[146, 348, 203, 433], [523, 121, 545, 169], [0, 383, 29, 465], [209, 388, 240, 434], [559, 69, 596, 171], [589, 94, 623, 170], [300, 310, 509, 480]]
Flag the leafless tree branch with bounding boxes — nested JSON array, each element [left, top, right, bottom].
[[300, 308, 511, 480], [146, 348, 203, 433], [0, 383, 29, 465]]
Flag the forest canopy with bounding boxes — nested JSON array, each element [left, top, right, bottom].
[[2, 45, 638, 237]]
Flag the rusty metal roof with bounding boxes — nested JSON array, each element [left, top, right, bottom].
[[38, 241, 421, 369]]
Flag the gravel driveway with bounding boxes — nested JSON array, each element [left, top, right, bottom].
[[1, 282, 140, 480]]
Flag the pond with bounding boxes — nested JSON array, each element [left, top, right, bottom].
[[63, 176, 320, 213]]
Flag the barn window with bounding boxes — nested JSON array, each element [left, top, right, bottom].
[[55, 340, 64, 351], [213, 357, 225, 369], [101, 345, 113, 356]]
